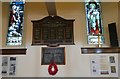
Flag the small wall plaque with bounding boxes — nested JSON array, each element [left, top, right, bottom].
[[41, 47, 65, 65]]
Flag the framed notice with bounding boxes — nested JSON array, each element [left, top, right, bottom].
[[2, 56, 16, 76], [41, 47, 65, 65], [90, 55, 118, 76]]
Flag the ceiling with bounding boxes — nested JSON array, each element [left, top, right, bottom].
[[45, 2, 57, 16]]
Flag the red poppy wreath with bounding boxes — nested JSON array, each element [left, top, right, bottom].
[[48, 62, 58, 76]]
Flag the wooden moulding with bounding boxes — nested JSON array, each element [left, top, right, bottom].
[[31, 16, 75, 46], [0, 48, 27, 55], [81, 47, 120, 54]]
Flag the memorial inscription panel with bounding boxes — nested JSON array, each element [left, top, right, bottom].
[[31, 16, 75, 46], [41, 47, 65, 65]]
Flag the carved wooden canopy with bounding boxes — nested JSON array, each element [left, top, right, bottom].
[[31, 16, 75, 46]]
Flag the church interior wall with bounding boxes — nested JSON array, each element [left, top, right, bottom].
[[1, 2, 119, 77]]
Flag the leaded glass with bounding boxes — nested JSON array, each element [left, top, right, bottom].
[[6, 0, 25, 46], [85, 0, 104, 44], [88, 35, 104, 44]]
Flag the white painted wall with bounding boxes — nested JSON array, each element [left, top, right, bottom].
[[2, 2, 119, 77], [101, 2, 119, 47]]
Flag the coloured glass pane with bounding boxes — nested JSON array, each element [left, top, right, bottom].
[[85, 0, 104, 44], [6, 0, 25, 46]]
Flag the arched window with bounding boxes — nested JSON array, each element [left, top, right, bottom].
[[6, 0, 25, 46], [85, 0, 104, 44]]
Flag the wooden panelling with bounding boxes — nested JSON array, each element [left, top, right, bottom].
[[31, 16, 75, 46], [0, 48, 27, 55]]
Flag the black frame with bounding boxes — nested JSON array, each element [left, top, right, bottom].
[[41, 47, 65, 65]]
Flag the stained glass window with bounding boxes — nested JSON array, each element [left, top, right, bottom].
[[6, 0, 25, 46], [85, 0, 104, 44]]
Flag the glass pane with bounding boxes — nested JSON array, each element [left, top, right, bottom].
[[6, 0, 25, 46], [85, 0, 104, 44], [88, 35, 105, 44]]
